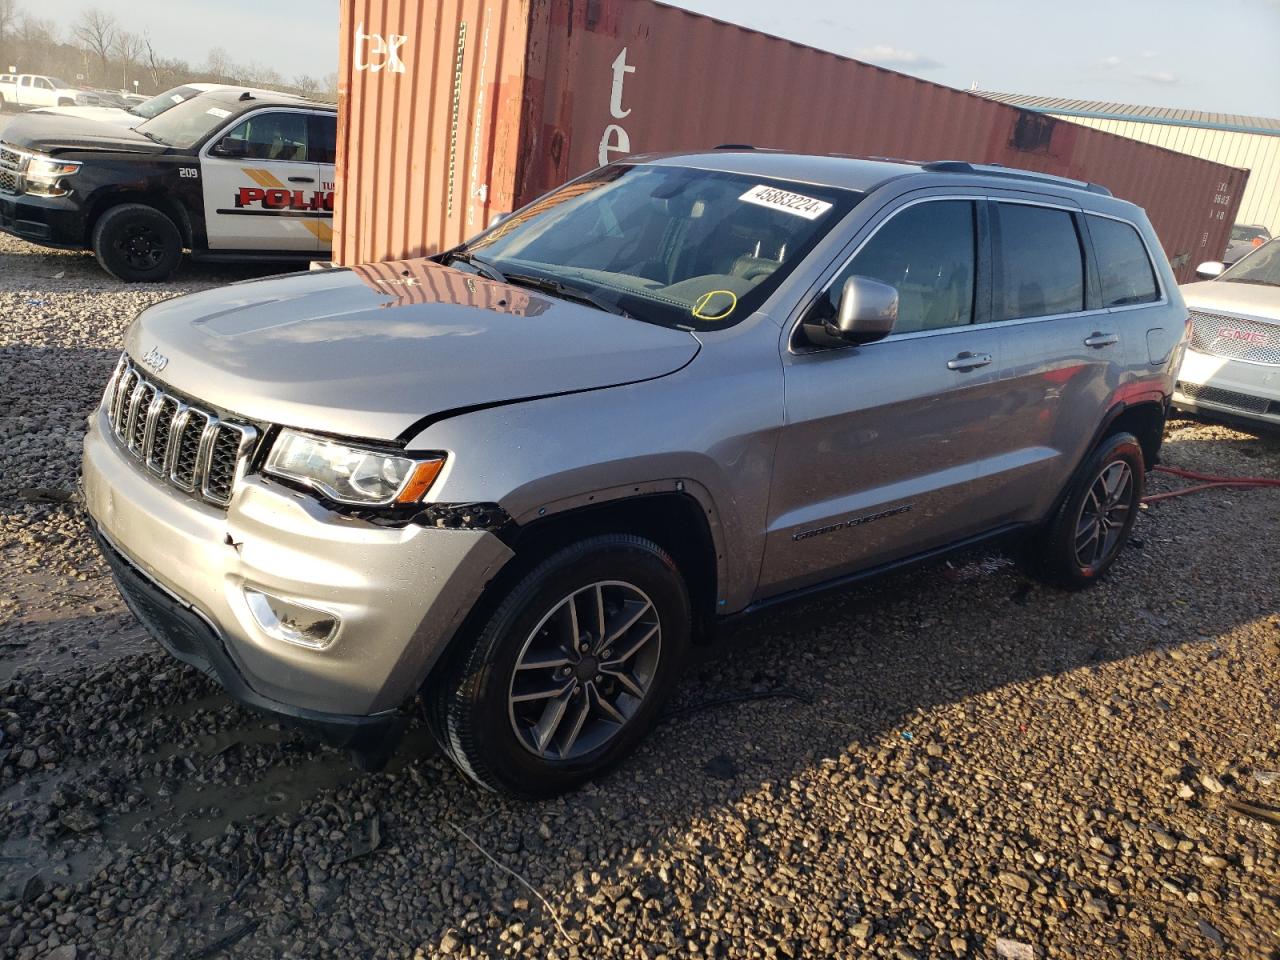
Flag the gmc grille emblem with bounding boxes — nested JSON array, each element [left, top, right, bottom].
[[141, 346, 169, 373]]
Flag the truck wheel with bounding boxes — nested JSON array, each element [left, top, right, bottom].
[[428, 534, 691, 798], [91, 204, 183, 282], [57, 97, 75, 106], [1029, 432, 1145, 590]]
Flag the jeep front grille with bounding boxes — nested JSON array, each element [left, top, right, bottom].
[[1175, 381, 1272, 416], [1188, 310, 1280, 366], [103, 354, 260, 508], [0, 142, 26, 196]]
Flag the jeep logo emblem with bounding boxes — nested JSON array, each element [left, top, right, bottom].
[[141, 346, 169, 373]]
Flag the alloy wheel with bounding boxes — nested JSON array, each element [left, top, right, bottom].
[[508, 580, 661, 761], [1074, 460, 1134, 570]]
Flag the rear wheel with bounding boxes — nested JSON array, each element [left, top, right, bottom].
[[427, 535, 691, 798], [1029, 432, 1145, 589], [91, 203, 183, 282]]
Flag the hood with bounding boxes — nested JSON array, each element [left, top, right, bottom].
[[124, 258, 702, 442], [29, 105, 135, 127], [0, 114, 163, 155], [1182, 279, 1280, 321]]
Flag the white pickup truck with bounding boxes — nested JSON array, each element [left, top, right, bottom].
[[0, 74, 87, 111]]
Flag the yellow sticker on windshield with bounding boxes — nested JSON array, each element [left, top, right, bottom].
[[692, 290, 738, 321]]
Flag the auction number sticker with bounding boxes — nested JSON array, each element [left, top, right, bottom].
[[739, 184, 832, 220]]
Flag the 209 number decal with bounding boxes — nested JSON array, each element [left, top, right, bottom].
[[178, 167, 199, 179]]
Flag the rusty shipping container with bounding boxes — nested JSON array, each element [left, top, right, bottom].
[[335, 0, 1247, 281]]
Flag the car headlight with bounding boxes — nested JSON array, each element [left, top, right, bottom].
[[25, 154, 81, 198], [27, 155, 81, 179], [264, 430, 445, 506]]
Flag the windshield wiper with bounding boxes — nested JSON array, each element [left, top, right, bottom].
[[1223, 278, 1279, 287], [441, 250, 506, 283], [137, 130, 167, 145], [502, 273, 633, 318]]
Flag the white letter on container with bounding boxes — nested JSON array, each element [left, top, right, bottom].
[[599, 124, 631, 166]]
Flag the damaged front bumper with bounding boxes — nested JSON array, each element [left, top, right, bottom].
[[81, 404, 514, 743]]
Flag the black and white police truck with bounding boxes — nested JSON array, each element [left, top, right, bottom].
[[0, 90, 336, 281]]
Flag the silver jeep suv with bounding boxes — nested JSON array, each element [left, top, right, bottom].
[[82, 151, 1186, 797]]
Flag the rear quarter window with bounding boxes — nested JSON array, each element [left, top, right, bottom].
[[1087, 215, 1160, 306]]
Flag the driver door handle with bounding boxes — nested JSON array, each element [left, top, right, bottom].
[[1084, 332, 1119, 348], [288, 176, 315, 183], [947, 351, 993, 371]]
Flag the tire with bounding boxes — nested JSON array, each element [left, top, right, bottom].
[[57, 97, 75, 106], [1029, 431, 1145, 590], [91, 203, 183, 282], [427, 534, 691, 798]]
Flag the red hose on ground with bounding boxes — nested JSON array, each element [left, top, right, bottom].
[[1143, 465, 1280, 504]]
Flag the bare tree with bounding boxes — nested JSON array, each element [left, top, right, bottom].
[[0, 0, 19, 71], [204, 46, 231, 82], [0, 0, 18, 46], [321, 71, 339, 102], [142, 31, 166, 90], [112, 29, 144, 89], [71, 8, 116, 84], [18, 14, 57, 48], [292, 73, 320, 98], [240, 61, 283, 88]]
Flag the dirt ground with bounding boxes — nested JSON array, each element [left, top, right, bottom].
[[1, 234, 1278, 959]]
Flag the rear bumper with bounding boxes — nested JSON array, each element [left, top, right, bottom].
[[1173, 347, 1280, 427], [0, 192, 87, 248]]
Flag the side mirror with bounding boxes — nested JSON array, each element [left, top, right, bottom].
[[214, 136, 249, 158], [1195, 260, 1225, 280], [807, 275, 898, 347]]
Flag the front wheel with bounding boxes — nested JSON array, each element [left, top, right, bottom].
[[91, 203, 183, 282], [427, 535, 691, 798], [1029, 432, 1145, 589]]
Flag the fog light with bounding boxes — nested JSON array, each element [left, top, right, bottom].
[[244, 588, 339, 650]]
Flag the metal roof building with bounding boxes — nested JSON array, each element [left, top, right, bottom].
[[980, 92, 1280, 237]]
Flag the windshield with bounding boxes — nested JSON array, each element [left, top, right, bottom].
[[1231, 225, 1268, 242], [131, 85, 202, 120], [133, 95, 235, 148], [456, 164, 860, 330], [1220, 238, 1280, 287]]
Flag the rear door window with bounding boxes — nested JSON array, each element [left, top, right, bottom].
[[992, 203, 1085, 320], [1087, 215, 1160, 306], [823, 199, 977, 334]]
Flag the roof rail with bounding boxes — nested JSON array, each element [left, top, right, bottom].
[[920, 160, 1113, 196]]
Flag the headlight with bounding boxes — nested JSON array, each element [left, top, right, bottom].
[[25, 154, 81, 198], [27, 155, 81, 179], [264, 430, 445, 507]]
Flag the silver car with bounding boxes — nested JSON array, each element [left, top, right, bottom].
[[82, 151, 1186, 797]]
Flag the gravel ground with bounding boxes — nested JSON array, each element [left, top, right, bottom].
[[2, 232, 1279, 959]]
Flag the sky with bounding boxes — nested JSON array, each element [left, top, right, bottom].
[[16, 0, 1280, 117]]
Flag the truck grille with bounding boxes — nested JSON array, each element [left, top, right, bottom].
[[1175, 381, 1272, 416], [103, 354, 260, 508], [0, 142, 26, 197], [1188, 310, 1280, 366]]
